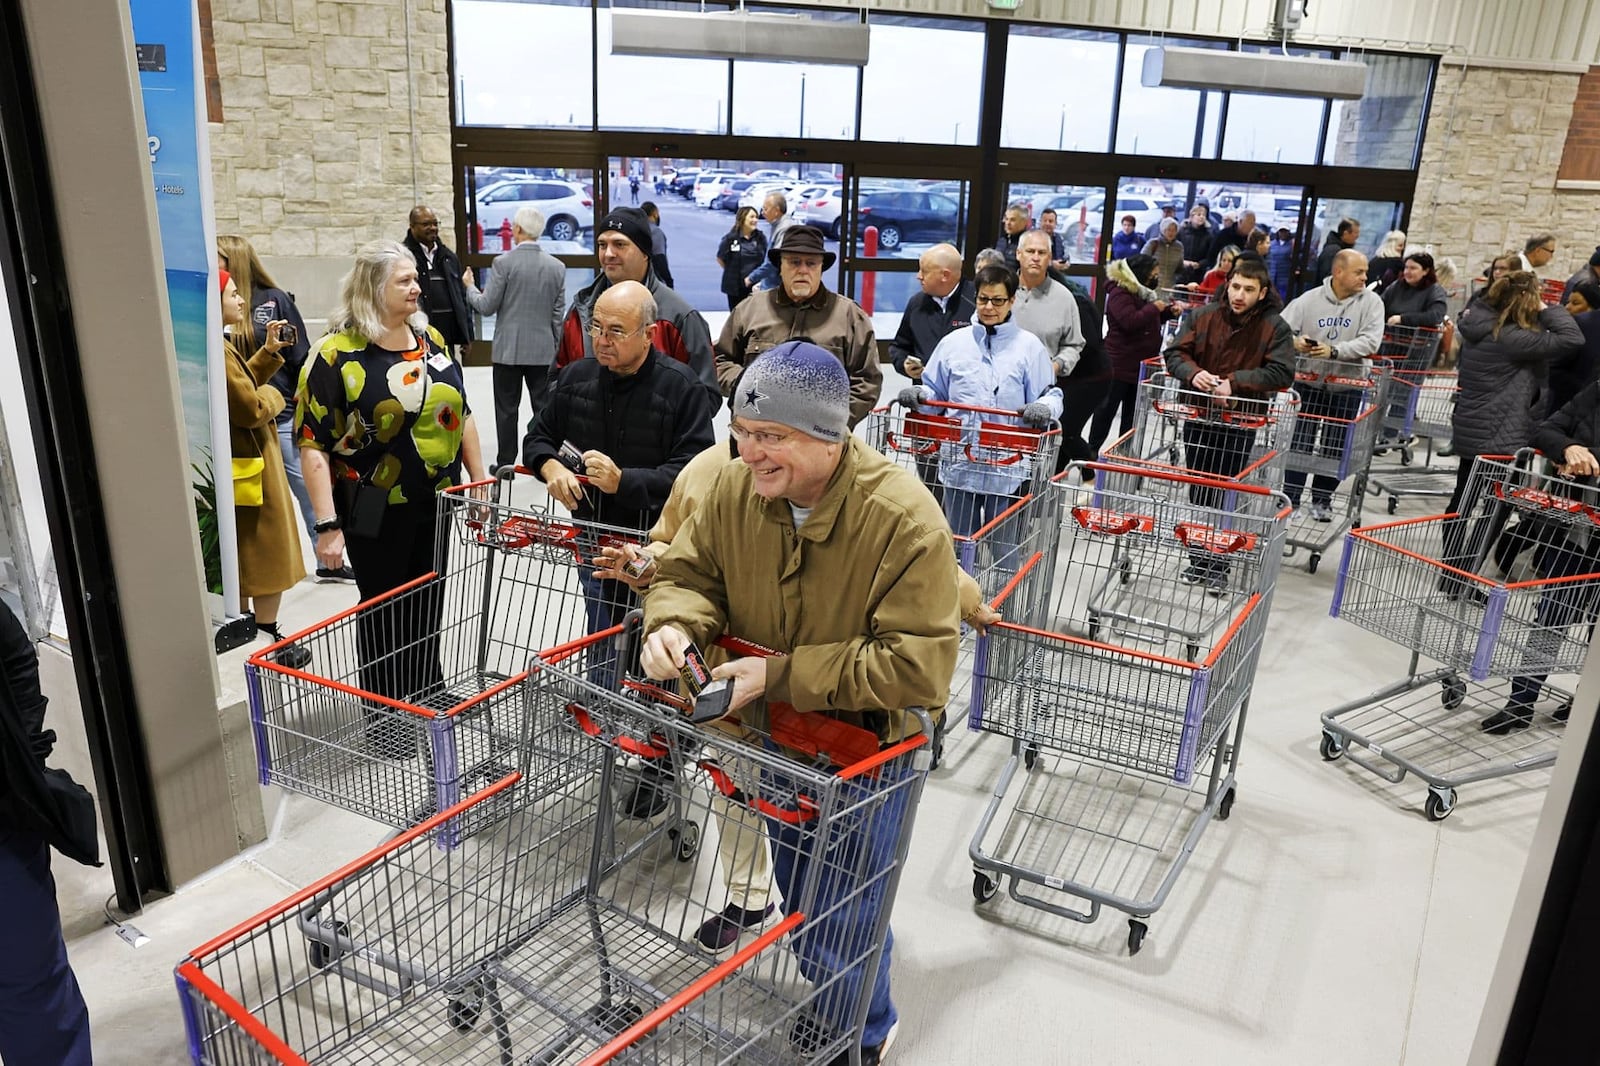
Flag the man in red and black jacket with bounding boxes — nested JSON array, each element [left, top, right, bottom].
[[552, 207, 720, 408]]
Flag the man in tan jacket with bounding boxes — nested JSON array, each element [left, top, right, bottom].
[[713, 226, 881, 427], [641, 342, 958, 1066]]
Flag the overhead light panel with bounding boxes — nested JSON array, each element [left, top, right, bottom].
[[1141, 46, 1367, 100], [610, 9, 870, 66]]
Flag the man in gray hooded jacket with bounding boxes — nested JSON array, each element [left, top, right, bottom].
[[1278, 249, 1385, 520]]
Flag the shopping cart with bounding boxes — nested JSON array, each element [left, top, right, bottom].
[[967, 467, 1289, 954], [1279, 353, 1387, 573], [245, 477, 649, 837], [1117, 371, 1298, 493], [1322, 453, 1592, 818], [1369, 368, 1459, 513], [179, 625, 934, 1064], [860, 399, 1061, 508], [1542, 277, 1568, 306]]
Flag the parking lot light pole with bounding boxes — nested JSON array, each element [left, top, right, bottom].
[[799, 71, 807, 138]]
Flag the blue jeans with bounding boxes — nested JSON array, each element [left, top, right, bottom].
[[277, 418, 316, 540], [579, 564, 635, 689], [0, 828, 93, 1065], [1284, 386, 1360, 506], [1508, 531, 1600, 708], [943, 488, 1020, 577], [765, 764, 910, 1051]]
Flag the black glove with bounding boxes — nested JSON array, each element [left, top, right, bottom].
[[1020, 402, 1054, 428], [896, 387, 926, 410]]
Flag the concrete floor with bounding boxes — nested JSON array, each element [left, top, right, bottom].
[[46, 363, 1571, 1064]]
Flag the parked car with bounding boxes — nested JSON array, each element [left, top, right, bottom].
[[1052, 194, 1168, 251], [474, 178, 593, 244], [746, 169, 788, 180], [668, 167, 701, 196], [715, 178, 765, 212], [792, 185, 845, 239], [856, 189, 962, 251], [738, 181, 793, 212], [693, 170, 739, 208]]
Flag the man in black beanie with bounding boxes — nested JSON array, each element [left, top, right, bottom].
[[551, 206, 719, 407], [1562, 245, 1600, 303]]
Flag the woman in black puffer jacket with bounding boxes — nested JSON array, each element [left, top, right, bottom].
[[1441, 272, 1582, 583]]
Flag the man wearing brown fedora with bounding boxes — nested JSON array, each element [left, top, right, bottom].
[[714, 225, 881, 427]]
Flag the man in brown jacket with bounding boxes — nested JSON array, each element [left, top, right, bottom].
[[641, 343, 957, 1066], [714, 226, 881, 427], [1163, 256, 1295, 591]]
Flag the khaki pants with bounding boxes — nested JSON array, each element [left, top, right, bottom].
[[704, 718, 774, 911]]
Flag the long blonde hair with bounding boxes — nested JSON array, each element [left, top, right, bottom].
[[216, 234, 279, 349], [326, 240, 427, 343], [1486, 271, 1545, 338]]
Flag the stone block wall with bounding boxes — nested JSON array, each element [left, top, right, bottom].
[[207, 0, 454, 317], [1410, 62, 1600, 287]]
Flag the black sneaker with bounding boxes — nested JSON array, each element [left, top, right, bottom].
[[1203, 570, 1228, 597], [694, 903, 777, 955], [1180, 563, 1208, 586], [274, 641, 313, 669], [621, 775, 670, 820], [316, 565, 357, 583], [790, 1011, 836, 1056], [1481, 706, 1533, 736], [822, 1021, 899, 1066]]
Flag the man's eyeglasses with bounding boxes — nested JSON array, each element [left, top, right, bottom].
[[729, 423, 796, 447], [975, 295, 1013, 306], [586, 322, 645, 342]]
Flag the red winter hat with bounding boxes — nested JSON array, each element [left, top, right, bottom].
[[218, 268, 231, 294]]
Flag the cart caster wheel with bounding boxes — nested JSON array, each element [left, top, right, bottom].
[[1217, 786, 1236, 821], [669, 821, 700, 863], [1400, 447, 1413, 466], [1086, 614, 1100, 640], [448, 993, 483, 1032], [1185, 642, 1199, 663], [1308, 553, 1321, 575], [1319, 732, 1345, 761], [1387, 497, 1399, 515], [307, 920, 350, 970], [1127, 919, 1148, 956], [1023, 745, 1039, 771], [972, 871, 999, 904], [1441, 675, 1467, 710], [1119, 558, 1132, 585], [1424, 788, 1458, 822]]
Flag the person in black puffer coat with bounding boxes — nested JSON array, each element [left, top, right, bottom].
[[1440, 272, 1582, 588], [1478, 383, 1600, 734]]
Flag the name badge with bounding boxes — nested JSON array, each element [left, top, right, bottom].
[[428, 351, 452, 372], [730, 241, 740, 252]]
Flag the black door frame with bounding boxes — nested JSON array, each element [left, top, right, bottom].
[[0, 0, 168, 912]]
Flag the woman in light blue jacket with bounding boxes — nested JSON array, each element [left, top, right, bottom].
[[899, 263, 1062, 570]]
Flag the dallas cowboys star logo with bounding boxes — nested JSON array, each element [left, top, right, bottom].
[[743, 386, 764, 412]]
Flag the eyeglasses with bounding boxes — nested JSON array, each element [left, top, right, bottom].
[[1541, 244, 1557, 253], [729, 423, 796, 447], [975, 295, 1013, 306], [586, 322, 644, 342]]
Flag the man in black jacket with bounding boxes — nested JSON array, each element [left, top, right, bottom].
[[1314, 217, 1361, 285], [404, 205, 475, 357], [524, 280, 715, 668], [889, 244, 974, 381], [0, 601, 96, 1064]]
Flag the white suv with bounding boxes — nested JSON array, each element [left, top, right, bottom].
[[792, 185, 845, 239], [474, 178, 593, 244], [693, 171, 739, 208]]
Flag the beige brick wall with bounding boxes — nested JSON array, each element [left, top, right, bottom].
[[208, 0, 454, 318], [1410, 62, 1600, 289]]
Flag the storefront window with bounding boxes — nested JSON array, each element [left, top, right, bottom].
[[453, 0, 594, 128], [1001, 28, 1118, 152], [597, 2, 729, 134], [1116, 37, 1227, 157], [861, 17, 983, 145], [1323, 54, 1435, 170]]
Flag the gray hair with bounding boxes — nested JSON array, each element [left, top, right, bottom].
[[1160, 217, 1179, 234], [1525, 232, 1556, 254], [974, 248, 1006, 272], [764, 192, 788, 214], [513, 206, 545, 239], [1019, 228, 1054, 252], [327, 239, 426, 342]]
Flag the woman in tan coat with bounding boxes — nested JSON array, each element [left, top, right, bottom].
[[221, 269, 310, 667]]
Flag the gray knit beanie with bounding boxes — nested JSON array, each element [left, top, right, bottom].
[[731, 341, 850, 443]]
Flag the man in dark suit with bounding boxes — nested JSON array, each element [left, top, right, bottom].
[[403, 205, 474, 358], [462, 205, 569, 469]]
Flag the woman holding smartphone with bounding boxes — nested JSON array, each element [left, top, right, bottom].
[[221, 269, 310, 667]]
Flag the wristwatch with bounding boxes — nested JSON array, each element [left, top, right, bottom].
[[314, 516, 342, 534]]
